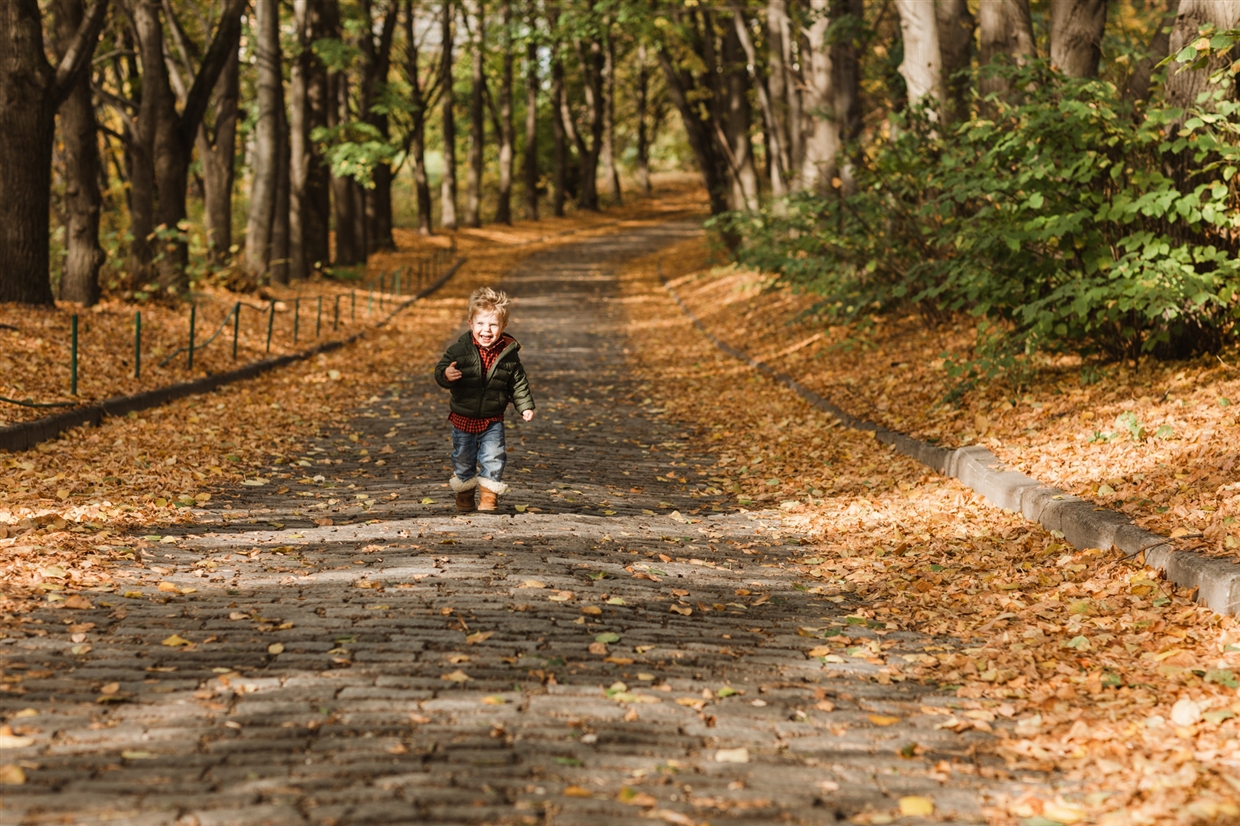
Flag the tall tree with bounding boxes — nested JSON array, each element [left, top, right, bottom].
[[722, 20, 758, 207], [1050, 0, 1108, 78], [799, 0, 837, 193], [290, 0, 314, 279], [496, 0, 516, 224], [440, 0, 459, 229], [562, 18, 606, 211], [54, 0, 106, 305], [894, 0, 943, 111], [465, 0, 485, 227], [195, 46, 239, 266], [523, 0, 539, 220], [0, 0, 107, 304], [634, 40, 652, 196], [766, 0, 800, 192], [601, 22, 621, 204], [404, 0, 441, 234], [358, 0, 399, 251], [977, 0, 1036, 105], [936, 0, 975, 123], [246, 0, 284, 278], [831, 0, 864, 195], [550, 17, 567, 217], [1165, 0, 1240, 114]]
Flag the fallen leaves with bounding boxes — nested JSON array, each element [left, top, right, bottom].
[[160, 634, 191, 647], [713, 747, 749, 764], [440, 669, 472, 683]]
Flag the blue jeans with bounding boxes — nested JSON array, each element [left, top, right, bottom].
[[451, 422, 507, 487]]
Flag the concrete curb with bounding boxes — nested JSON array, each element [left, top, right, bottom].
[[664, 281, 1240, 616], [0, 259, 465, 455]]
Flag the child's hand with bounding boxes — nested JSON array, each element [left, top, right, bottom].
[[444, 361, 462, 381], [522, 409, 535, 422]]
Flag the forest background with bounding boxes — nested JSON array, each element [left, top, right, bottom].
[[4, 0, 1240, 385]]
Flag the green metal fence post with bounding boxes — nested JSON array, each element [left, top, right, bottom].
[[333, 294, 340, 331], [351, 291, 356, 322], [394, 269, 401, 297], [367, 284, 373, 315], [134, 311, 142, 379], [315, 295, 322, 338], [187, 304, 197, 370], [70, 315, 79, 396], [266, 301, 275, 353], [293, 297, 300, 344], [232, 302, 241, 360]]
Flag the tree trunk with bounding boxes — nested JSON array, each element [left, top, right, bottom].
[[305, 0, 333, 268], [523, 0, 539, 220], [271, 101, 291, 284], [465, 0, 485, 227], [441, 0, 459, 229], [0, 0, 105, 305], [831, 0, 863, 195], [496, 0, 515, 224], [977, 0, 1036, 104], [936, 0, 975, 123], [1123, 13, 1173, 103], [766, 0, 793, 190], [353, 180, 368, 257], [551, 40, 567, 217], [289, 0, 312, 280], [405, 0, 434, 234], [601, 24, 621, 204], [799, 0, 837, 193], [894, 0, 943, 111], [731, 1, 784, 197], [635, 41, 651, 196], [569, 36, 604, 211], [359, 0, 398, 251], [246, 0, 282, 277], [723, 24, 759, 208], [54, 0, 105, 305], [129, 0, 166, 283], [196, 47, 239, 266], [656, 44, 730, 215], [331, 71, 362, 264], [1050, 0, 1108, 78], [369, 163, 394, 251], [1165, 0, 1240, 114]]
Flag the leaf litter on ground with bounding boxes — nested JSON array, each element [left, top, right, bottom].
[[618, 238, 1240, 826]]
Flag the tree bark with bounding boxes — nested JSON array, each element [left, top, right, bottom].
[[1050, 0, 1108, 78], [330, 71, 362, 264], [635, 41, 651, 196], [441, 0, 459, 229], [798, 0, 837, 193], [601, 22, 621, 204], [550, 34, 567, 217], [567, 35, 604, 211], [831, 0, 863, 195], [1123, 12, 1173, 103], [465, 0, 485, 227], [129, 0, 165, 283], [195, 46, 239, 266], [54, 0, 105, 305], [523, 0, 538, 220], [496, 0, 515, 223], [405, 0, 435, 234], [723, 22, 759, 208], [289, 0, 312, 279], [305, 0, 332, 268], [0, 0, 106, 305], [894, 0, 943, 111], [656, 43, 730, 215], [977, 0, 1036, 104], [245, 0, 282, 277], [936, 0, 975, 123], [1165, 0, 1240, 114], [271, 99, 291, 284]]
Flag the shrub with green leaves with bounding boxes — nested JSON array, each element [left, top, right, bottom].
[[717, 58, 1240, 371]]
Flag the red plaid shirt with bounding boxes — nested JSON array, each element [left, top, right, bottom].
[[448, 334, 514, 433]]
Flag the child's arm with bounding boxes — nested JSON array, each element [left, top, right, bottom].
[[434, 347, 461, 387], [509, 360, 535, 421]]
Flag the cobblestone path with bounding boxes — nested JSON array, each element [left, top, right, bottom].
[[1, 223, 1032, 825]]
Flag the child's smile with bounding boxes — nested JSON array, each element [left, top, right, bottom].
[[471, 310, 504, 348]]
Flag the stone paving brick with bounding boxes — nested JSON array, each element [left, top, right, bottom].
[[0, 223, 1040, 825]]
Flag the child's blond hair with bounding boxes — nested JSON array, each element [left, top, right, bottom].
[[467, 286, 511, 325]]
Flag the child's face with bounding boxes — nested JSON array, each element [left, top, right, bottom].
[[470, 310, 505, 348]]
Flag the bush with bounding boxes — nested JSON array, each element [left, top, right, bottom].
[[717, 60, 1240, 367]]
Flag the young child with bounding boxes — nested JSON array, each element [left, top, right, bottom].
[[434, 287, 535, 512]]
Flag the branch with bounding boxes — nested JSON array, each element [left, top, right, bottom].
[[52, 0, 110, 105], [178, 0, 246, 146]]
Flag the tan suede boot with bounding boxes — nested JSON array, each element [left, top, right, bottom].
[[455, 489, 476, 512], [478, 487, 498, 511]]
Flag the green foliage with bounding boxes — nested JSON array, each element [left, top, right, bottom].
[[311, 122, 397, 189], [718, 59, 1240, 378]]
